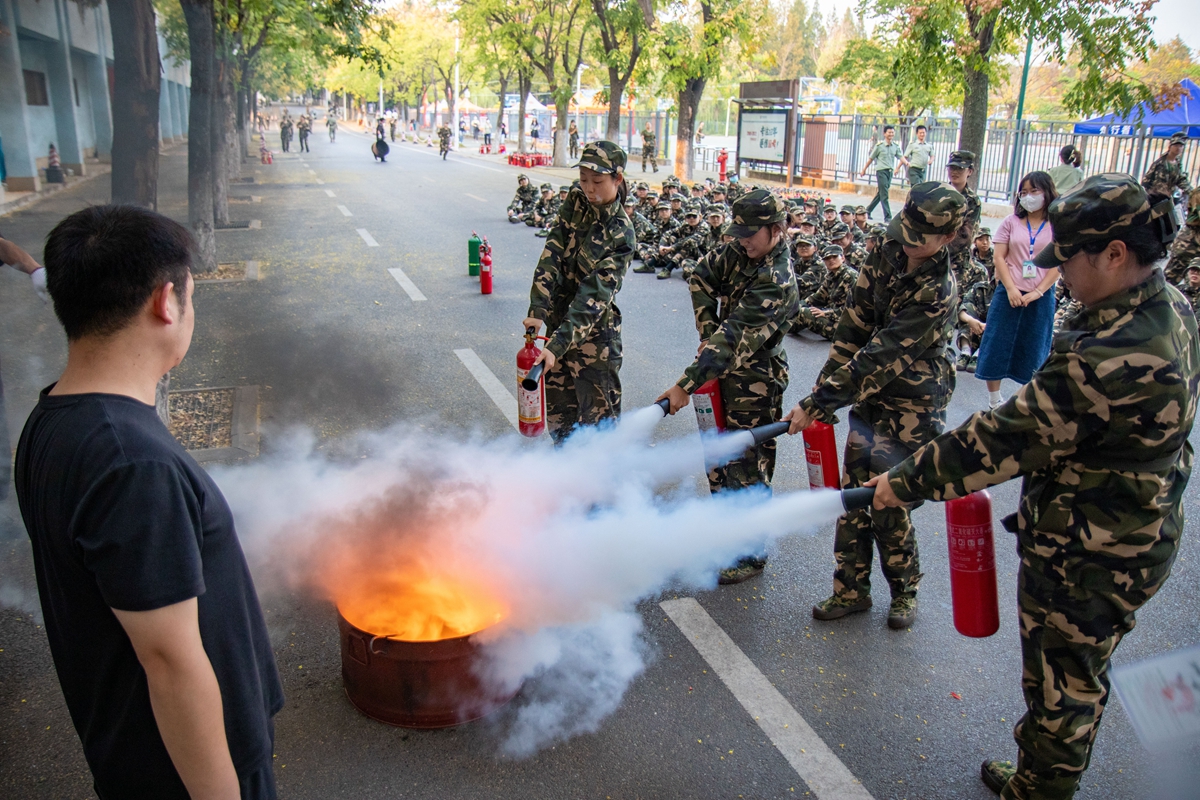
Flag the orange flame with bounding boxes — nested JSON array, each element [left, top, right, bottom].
[[336, 568, 508, 641]]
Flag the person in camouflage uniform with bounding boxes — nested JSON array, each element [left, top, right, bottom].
[[657, 189, 799, 584], [633, 201, 682, 273], [973, 227, 994, 268], [635, 182, 655, 216], [797, 217, 822, 247], [864, 224, 887, 255], [820, 205, 839, 237], [725, 174, 746, 203], [686, 205, 727, 274], [524, 184, 557, 227], [507, 175, 538, 223], [785, 181, 966, 629], [1181, 259, 1200, 314], [625, 196, 656, 248], [792, 244, 860, 341], [523, 142, 636, 445], [655, 201, 711, 279], [792, 235, 824, 300], [1163, 186, 1200, 285], [710, 185, 730, 212], [867, 173, 1196, 800], [830, 222, 868, 270], [641, 124, 658, 173], [668, 194, 686, 221], [1141, 131, 1191, 199], [957, 274, 994, 372], [946, 149, 984, 287]]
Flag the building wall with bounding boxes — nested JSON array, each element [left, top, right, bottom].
[[70, 50, 97, 152], [15, 0, 58, 40], [17, 37, 59, 164]]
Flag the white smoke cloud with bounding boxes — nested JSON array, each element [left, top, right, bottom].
[[212, 405, 848, 754]]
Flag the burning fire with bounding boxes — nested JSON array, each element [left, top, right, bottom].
[[336, 570, 508, 642]]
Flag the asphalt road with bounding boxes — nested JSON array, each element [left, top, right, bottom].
[[1, 120, 1198, 799]]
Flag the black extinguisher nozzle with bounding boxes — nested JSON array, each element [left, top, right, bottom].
[[522, 362, 544, 392], [841, 486, 876, 512], [748, 421, 791, 445], [654, 398, 671, 416]]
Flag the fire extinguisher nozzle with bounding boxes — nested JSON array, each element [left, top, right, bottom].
[[748, 421, 790, 445], [522, 362, 544, 391], [654, 398, 671, 416], [841, 486, 876, 512]]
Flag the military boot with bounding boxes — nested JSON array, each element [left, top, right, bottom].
[[812, 594, 872, 620], [656, 265, 674, 279], [887, 593, 917, 629], [718, 556, 766, 585], [980, 760, 1015, 795], [633, 261, 656, 274]]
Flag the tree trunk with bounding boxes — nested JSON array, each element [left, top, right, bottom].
[[236, 62, 249, 160], [517, 73, 530, 153], [496, 76, 509, 135], [223, 65, 240, 178], [553, 95, 570, 167], [606, 68, 627, 142], [959, 15, 996, 189], [674, 78, 705, 181], [180, 0, 216, 273], [212, 55, 231, 225], [107, 0, 160, 208]]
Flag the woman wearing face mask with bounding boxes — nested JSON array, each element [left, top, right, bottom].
[[975, 171, 1060, 408], [522, 141, 635, 444]]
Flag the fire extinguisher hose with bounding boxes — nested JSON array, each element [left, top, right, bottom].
[[522, 363, 544, 391], [748, 421, 790, 445], [841, 486, 876, 511]]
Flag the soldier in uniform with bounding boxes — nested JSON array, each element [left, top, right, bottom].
[[669, 194, 686, 221], [507, 175, 538, 223], [829, 222, 868, 270], [696, 204, 727, 263], [792, 244, 859, 340], [798, 216, 822, 246], [854, 205, 870, 236], [523, 141, 635, 445], [972, 227, 994, 268], [784, 182, 967, 629], [625, 195, 654, 247], [641, 124, 659, 173], [946, 149, 985, 290], [710, 184, 730, 211], [297, 114, 311, 152], [864, 224, 887, 255], [791, 235, 824, 300], [1141, 131, 1191, 200], [725, 174, 746, 203], [634, 182, 654, 216], [865, 173, 1194, 800], [279, 112, 293, 153], [1181, 259, 1200, 314], [655, 201, 710, 279], [657, 190, 799, 584], [1163, 183, 1199, 285], [437, 123, 453, 159], [524, 183, 556, 228], [633, 201, 682, 272], [839, 204, 856, 230], [957, 272, 994, 372], [821, 204, 839, 236]]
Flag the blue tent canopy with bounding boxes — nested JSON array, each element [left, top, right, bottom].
[[1073, 78, 1200, 137]]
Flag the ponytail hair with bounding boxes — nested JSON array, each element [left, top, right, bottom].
[[1060, 145, 1082, 168], [615, 172, 629, 206]]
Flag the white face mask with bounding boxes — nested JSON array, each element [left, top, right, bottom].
[[1020, 192, 1045, 213]]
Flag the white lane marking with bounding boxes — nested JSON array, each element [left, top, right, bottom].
[[315, 178, 325, 185], [337, 205, 353, 217], [308, 169, 317, 175], [388, 268, 427, 302], [248, 219, 262, 229], [453, 349, 519, 430], [324, 189, 336, 197], [465, 193, 487, 202], [356, 228, 378, 247], [660, 598, 876, 800]]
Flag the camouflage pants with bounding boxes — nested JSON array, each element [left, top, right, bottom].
[[544, 334, 622, 446], [642, 151, 658, 171], [636, 243, 663, 264], [706, 363, 787, 494], [1163, 226, 1199, 285], [1001, 558, 1172, 800], [507, 203, 529, 222], [793, 307, 838, 341], [831, 403, 944, 601], [956, 326, 981, 355]]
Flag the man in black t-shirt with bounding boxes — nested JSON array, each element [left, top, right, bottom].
[[14, 206, 283, 800]]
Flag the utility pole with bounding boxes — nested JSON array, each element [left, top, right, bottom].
[[378, 78, 383, 118], [453, 31, 461, 150], [574, 62, 582, 131], [1007, 35, 1034, 200]]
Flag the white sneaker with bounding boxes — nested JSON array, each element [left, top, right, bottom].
[[989, 397, 1003, 409]]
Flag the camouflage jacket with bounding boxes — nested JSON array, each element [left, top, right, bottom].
[[678, 238, 799, 392], [793, 255, 825, 301], [699, 226, 724, 259], [972, 244, 994, 265], [888, 270, 1199, 583], [801, 238, 957, 419], [637, 197, 657, 218], [843, 242, 869, 270], [1186, 188, 1200, 229], [509, 184, 538, 213], [437, 126, 452, 144], [801, 264, 859, 314], [961, 184, 982, 233], [951, 253, 989, 299], [960, 279, 994, 323], [1142, 154, 1192, 197], [641, 130, 657, 153], [1183, 283, 1200, 314], [630, 210, 657, 244], [653, 215, 683, 245], [664, 222, 711, 261], [528, 188, 635, 359]]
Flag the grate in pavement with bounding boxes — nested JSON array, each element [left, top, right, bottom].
[[168, 389, 235, 450]]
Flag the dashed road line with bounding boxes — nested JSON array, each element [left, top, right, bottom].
[[356, 228, 378, 247], [465, 193, 487, 202], [248, 220, 262, 229], [324, 189, 336, 197], [315, 178, 325, 185], [337, 205, 353, 217], [660, 598, 875, 800], [308, 169, 317, 175], [453, 349, 519, 430], [387, 268, 427, 302]]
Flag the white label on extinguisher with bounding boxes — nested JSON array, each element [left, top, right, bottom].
[[693, 393, 719, 433], [516, 369, 543, 424], [805, 446, 825, 490], [948, 523, 995, 572]]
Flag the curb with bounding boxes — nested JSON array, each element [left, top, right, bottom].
[[187, 385, 261, 464], [0, 163, 113, 218]]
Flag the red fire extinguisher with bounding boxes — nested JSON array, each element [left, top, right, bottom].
[[691, 379, 726, 433], [517, 328, 548, 438], [945, 491, 1000, 637], [480, 239, 493, 295], [802, 421, 841, 490], [716, 149, 729, 184]]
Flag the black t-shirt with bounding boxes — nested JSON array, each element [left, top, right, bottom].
[[14, 387, 284, 798]]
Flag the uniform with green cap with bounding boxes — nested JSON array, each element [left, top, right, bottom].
[[640, 125, 658, 173], [1163, 178, 1200, 285], [526, 152, 636, 445], [792, 243, 858, 341], [877, 170, 1199, 800], [507, 174, 539, 222], [674, 189, 799, 582], [633, 202, 682, 270], [655, 202, 712, 279], [1141, 132, 1192, 201], [1182, 256, 1200, 313], [796, 180, 965, 629], [791, 234, 825, 300]]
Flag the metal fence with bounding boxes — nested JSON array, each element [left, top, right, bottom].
[[739, 114, 1200, 205]]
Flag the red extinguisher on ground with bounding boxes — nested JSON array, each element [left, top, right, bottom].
[[691, 379, 726, 433], [802, 421, 841, 490], [517, 327, 548, 438], [945, 491, 1000, 637], [479, 238, 493, 295]]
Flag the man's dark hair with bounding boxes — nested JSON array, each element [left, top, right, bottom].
[[883, 125, 895, 133], [44, 205, 194, 340], [916, 124, 927, 133], [1014, 170, 1058, 219]]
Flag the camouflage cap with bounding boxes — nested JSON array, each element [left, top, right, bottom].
[[670, 194, 684, 203], [794, 235, 816, 247], [855, 205, 868, 214], [692, 183, 707, 192], [655, 200, 673, 211], [1033, 172, 1179, 268], [646, 190, 660, 199], [635, 181, 650, 191], [559, 185, 571, 193], [975, 226, 992, 239], [1170, 132, 1188, 145], [821, 244, 845, 259], [684, 200, 704, 215], [887, 181, 967, 247], [712, 184, 728, 194], [829, 222, 851, 239], [800, 216, 818, 227], [867, 224, 888, 241], [726, 189, 787, 238], [572, 140, 626, 174], [663, 175, 681, 187], [705, 203, 725, 217], [822, 205, 838, 214], [517, 174, 529, 181], [840, 205, 855, 214], [540, 183, 553, 191], [624, 195, 639, 206], [803, 199, 818, 208], [947, 150, 976, 169], [1187, 257, 1200, 273]]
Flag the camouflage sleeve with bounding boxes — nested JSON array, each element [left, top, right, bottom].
[[804, 258, 951, 418], [527, 194, 579, 321], [960, 283, 985, 320], [686, 248, 724, 346], [887, 347, 1108, 502], [678, 248, 797, 393]]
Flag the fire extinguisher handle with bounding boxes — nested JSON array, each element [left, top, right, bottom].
[[522, 362, 544, 391], [841, 486, 876, 512], [748, 421, 791, 445], [526, 326, 538, 336]]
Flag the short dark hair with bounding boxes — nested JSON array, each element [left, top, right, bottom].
[[916, 124, 927, 132], [1059, 145, 1081, 168], [1014, 171, 1058, 219], [883, 125, 895, 133], [44, 205, 194, 340]]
